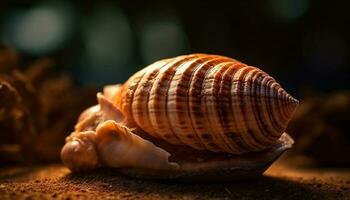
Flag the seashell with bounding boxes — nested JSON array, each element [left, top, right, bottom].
[[61, 54, 298, 181]]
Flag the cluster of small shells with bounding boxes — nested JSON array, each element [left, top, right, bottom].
[[115, 54, 299, 154]]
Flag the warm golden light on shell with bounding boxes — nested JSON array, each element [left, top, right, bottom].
[[115, 54, 299, 154], [61, 53, 298, 180]]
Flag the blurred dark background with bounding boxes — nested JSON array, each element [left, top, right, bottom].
[[0, 0, 349, 96]]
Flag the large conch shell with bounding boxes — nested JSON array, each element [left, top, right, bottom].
[[61, 54, 298, 181]]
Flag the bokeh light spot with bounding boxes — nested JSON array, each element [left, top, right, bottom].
[[80, 5, 134, 85], [139, 17, 189, 64], [83, 6, 133, 67], [268, 0, 310, 22], [1, 2, 74, 55]]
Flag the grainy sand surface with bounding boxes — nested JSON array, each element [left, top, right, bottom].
[[1, 159, 349, 200]]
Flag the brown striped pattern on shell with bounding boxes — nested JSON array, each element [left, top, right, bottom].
[[116, 54, 298, 154]]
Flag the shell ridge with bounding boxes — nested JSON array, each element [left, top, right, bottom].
[[260, 77, 279, 136], [274, 86, 288, 124], [162, 56, 196, 145], [277, 87, 291, 121], [229, 65, 252, 151], [189, 56, 233, 152], [123, 69, 148, 122], [202, 61, 237, 152], [189, 57, 219, 151], [247, 68, 277, 146], [132, 59, 172, 138], [147, 57, 184, 143], [256, 72, 281, 139], [251, 70, 279, 143], [168, 55, 217, 149], [215, 63, 246, 153], [280, 88, 290, 119], [270, 82, 289, 129], [264, 78, 284, 136], [232, 66, 261, 150], [201, 62, 233, 152], [151, 55, 200, 145], [238, 66, 267, 150], [221, 64, 250, 153]]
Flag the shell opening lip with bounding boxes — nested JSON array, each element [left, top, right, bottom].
[[118, 132, 294, 182]]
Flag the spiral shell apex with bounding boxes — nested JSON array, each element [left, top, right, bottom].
[[115, 54, 299, 154]]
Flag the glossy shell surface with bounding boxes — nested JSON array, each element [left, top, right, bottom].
[[115, 54, 298, 154]]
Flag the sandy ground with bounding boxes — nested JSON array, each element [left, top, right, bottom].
[[0, 158, 349, 200]]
